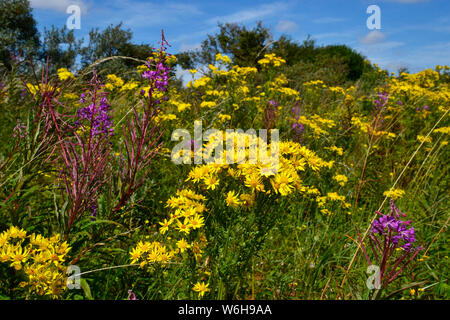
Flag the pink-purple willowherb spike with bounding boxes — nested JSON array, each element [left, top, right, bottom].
[[357, 199, 422, 294], [112, 31, 168, 213]]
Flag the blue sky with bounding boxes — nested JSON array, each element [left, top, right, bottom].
[[29, 0, 450, 75]]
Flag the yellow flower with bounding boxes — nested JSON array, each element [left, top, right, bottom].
[[383, 188, 405, 200], [240, 193, 255, 209], [225, 190, 242, 208], [218, 114, 231, 122], [327, 192, 346, 202], [203, 175, 220, 190], [10, 246, 30, 267], [216, 53, 232, 64], [57, 68, 75, 81], [200, 101, 217, 108], [189, 214, 205, 230], [244, 174, 265, 192], [270, 172, 294, 196], [106, 74, 124, 88], [333, 174, 348, 186], [8, 226, 27, 239], [130, 247, 142, 264], [159, 218, 173, 234], [176, 218, 191, 234], [257, 53, 286, 67], [192, 281, 210, 298], [176, 239, 191, 253], [417, 135, 432, 144]]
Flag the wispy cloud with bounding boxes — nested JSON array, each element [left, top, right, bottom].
[[359, 41, 448, 73], [207, 2, 289, 25], [275, 20, 299, 33], [87, 0, 203, 29], [359, 30, 386, 44], [30, 0, 88, 13], [179, 42, 202, 52], [312, 17, 346, 24]]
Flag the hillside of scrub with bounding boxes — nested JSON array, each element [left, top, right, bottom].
[[0, 35, 449, 299]]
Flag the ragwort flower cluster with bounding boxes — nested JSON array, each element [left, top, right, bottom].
[[0, 226, 71, 298]]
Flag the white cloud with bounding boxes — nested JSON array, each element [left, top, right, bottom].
[[275, 20, 299, 33], [313, 17, 346, 24], [179, 42, 202, 52], [94, 0, 202, 29], [30, 0, 88, 13], [207, 2, 288, 25], [358, 30, 386, 45], [357, 41, 449, 74]]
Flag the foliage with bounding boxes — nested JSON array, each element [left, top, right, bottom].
[[0, 0, 40, 72], [0, 27, 449, 301]]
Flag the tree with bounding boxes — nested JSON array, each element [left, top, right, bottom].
[[79, 23, 153, 78], [39, 25, 83, 73], [0, 0, 40, 71], [176, 21, 272, 69], [80, 23, 133, 66], [271, 35, 316, 66], [316, 45, 368, 81]]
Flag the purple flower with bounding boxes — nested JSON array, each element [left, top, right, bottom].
[[269, 100, 279, 107], [77, 95, 113, 137], [357, 200, 423, 294], [416, 105, 430, 112], [291, 102, 304, 138], [128, 290, 137, 300], [374, 91, 389, 110], [142, 58, 170, 94], [370, 200, 417, 251]]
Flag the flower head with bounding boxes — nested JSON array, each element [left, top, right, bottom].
[[192, 281, 210, 298]]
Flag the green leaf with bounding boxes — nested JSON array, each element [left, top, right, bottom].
[[80, 219, 124, 230], [80, 278, 93, 300]]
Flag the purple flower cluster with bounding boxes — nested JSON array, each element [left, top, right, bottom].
[[416, 105, 430, 112], [142, 61, 170, 93], [370, 200, 417, 251], [291, 103, 304, 136], [374, 91, 389, 110], [76, 95, 113, 137], [268, 99, 278, 107], [375, 91, 389, 106], [357, 200, 422, 293], [371, 216, 416, 251]]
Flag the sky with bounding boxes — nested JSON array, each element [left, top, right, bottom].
[[29, 0, 450, 76]]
